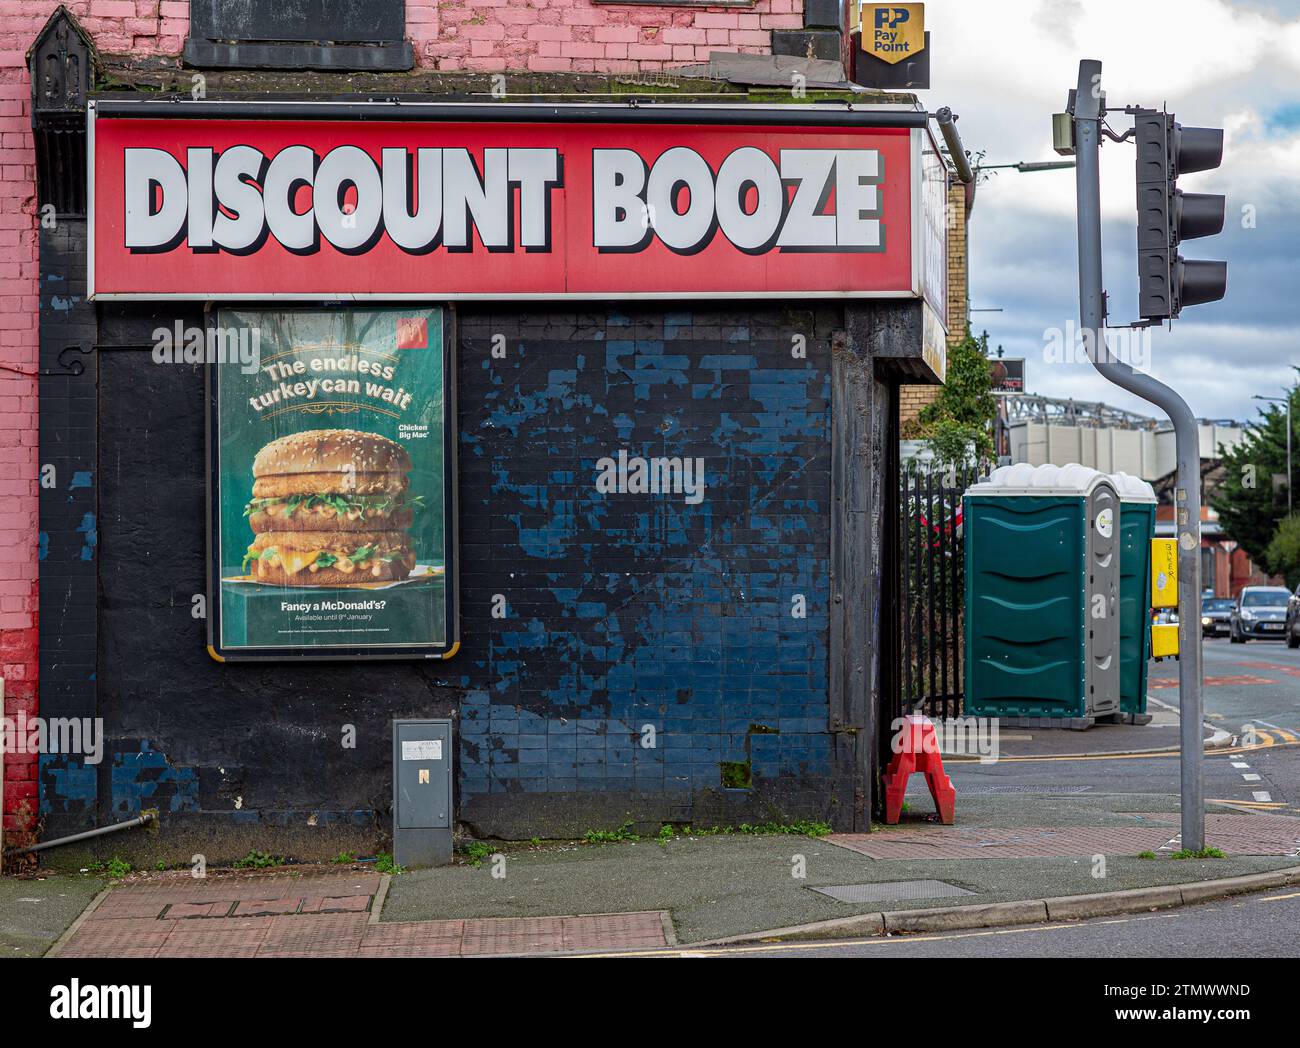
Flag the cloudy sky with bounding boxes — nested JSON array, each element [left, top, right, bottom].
[[913, 0, 1300, 424]]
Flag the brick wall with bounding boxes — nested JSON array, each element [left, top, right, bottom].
[[20, 2, 805, 72], [82, 305, 839, 851], [946, 181, 968, 345], [426, 0, 803, 73], [3, 0, 806, 839], [0, 2, 71, 838], [900, 182, 968, 431]]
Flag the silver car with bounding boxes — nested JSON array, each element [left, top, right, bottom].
[[1230, 586, 1292, 642]]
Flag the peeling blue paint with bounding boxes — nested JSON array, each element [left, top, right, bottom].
[[39, 755, 97, 813], [76, 512, 96, 561], [453, 310, 834, 802], [110, 741, 200, 816]]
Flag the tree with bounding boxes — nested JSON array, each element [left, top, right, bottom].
[[915, 327, 997, 467], [1265, 514, 1300, 590], [1209, 372, 1298, 565]]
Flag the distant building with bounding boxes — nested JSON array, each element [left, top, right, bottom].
[[1004, 398, 1276, 597]]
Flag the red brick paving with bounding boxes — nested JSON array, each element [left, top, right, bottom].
[[260, 913, 369, 957], [831, 811, 1300, 860], [1237, 661, 1300, 679], [162, 902, 231, 919], [55, 871, 670, 957], [1149, 674, 1279, 688], [1203, 675, 1279, 687], [232, 897, 306, 917], [299, 894, 371, 914], [1139, 812, 1300, 857]]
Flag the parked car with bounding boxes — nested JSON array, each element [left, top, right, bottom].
[[1229, 586, 1293, 642], [1286, 584, 1300, 649], [1201, 597, 1234, 637]]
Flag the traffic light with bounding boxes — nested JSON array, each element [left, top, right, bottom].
[[1134, 108, 1228, 320]]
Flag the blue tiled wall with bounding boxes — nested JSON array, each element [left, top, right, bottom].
[[444, 307, 835, 816]]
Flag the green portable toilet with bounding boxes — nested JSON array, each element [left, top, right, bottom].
[[963, 463, 1121, 725], [1111, 471, 1156, 719]]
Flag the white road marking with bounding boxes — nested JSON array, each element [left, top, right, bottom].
[[1253, 791, 1273, 802], [1231, 762, 1250, 769], [1244, 717, 1300, 734], [1242, 773, 1262, 781]]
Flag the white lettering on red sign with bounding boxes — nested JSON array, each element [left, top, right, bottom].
[[123, 145, 883, 257]]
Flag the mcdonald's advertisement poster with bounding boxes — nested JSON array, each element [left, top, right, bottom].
[[207, 306, 455, 660]]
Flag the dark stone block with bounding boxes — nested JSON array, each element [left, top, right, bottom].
[[771, 29, 843, 62], [804, 0, 844, 30]]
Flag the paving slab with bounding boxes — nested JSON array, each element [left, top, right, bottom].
[[49, 863, 671, 957], [33, 799, 1300, 955], [380, 832, 1300, 944], [0, 875, 105, 958]]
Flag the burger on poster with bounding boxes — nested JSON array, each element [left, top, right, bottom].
[[240, 429, 419, 586]]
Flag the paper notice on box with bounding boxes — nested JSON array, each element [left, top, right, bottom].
[[402, 739, 443, 761]]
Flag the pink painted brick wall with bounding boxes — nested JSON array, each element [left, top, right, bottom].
[[2, 1, 182, 835], [430, 1, 801, 73], [0, 2, 803, 832]]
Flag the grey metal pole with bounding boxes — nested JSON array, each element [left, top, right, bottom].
[[1071, 59, 1205, 851], [2, 811, 155, 858]]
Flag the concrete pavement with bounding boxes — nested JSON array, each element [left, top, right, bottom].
[[43, 795, 1300, 955], [639, 886, 1300, 958], [0, 875, 104, 957], [24, 636, 1300, 958]]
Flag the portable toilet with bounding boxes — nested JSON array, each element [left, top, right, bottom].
[[964, 463, 1121, 724], [1111, 472, 1157, 719]]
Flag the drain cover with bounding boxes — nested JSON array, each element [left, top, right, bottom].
[[810, 880, 976, 904]]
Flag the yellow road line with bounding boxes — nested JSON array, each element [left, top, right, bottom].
[[947, 730, 1299, 765]]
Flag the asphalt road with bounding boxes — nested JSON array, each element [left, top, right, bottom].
[[681, 885, 1300, 957], [1158, 637, 1300, 813], [939, 637, 1300, 817]]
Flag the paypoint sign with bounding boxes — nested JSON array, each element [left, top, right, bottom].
[[861, 3, 926, 65], [88, 101, 946, 304]]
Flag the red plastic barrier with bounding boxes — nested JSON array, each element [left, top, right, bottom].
[[883, 715, 955, 825]]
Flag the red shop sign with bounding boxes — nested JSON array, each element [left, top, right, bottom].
[[88, 102, 945, 302]]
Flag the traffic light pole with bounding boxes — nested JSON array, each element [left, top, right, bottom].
[[1072, 59, 1205, 852]]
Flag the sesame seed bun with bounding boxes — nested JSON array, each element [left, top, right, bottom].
[[252, 430, 412, 480], [251, 471, 409, 499]]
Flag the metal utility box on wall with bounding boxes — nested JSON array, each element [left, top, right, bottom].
[[1114, 473, 1157, 717], [392, 719, 453, 867], [964, 463, 1121, 723]]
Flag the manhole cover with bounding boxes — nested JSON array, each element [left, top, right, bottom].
[[810, 880, 976, 904]]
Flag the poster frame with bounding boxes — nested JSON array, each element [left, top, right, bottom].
[[204, 302, 460, 662]]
